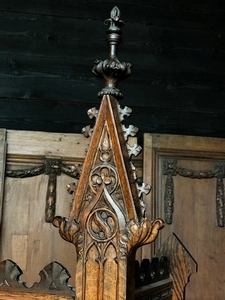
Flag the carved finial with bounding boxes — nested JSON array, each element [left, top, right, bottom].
[[92, 6, 132, 100], [104, 6, 124, 35]]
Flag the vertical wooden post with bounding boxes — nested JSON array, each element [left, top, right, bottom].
[[0, 129, 6, 230], [53, 7, 164, 300]]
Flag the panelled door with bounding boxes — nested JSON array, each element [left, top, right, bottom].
[[0, 129, 89, 287], [142, 133, 225, 300]]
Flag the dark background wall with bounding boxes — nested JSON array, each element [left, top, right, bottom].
[[1, 1, 225, 143]]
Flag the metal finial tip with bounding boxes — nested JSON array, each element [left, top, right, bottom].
[[110, 6, 121, 19]]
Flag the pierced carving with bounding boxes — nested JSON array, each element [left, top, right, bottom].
[[0, 260, 75, 296], [54, 96, 164, 300], [87, 208, 118, 242], [163, 159, 225, 226], [90, 165, 117, 194]]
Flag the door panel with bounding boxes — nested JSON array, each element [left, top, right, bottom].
[[0, 130, 89, 287], [143, 133, 225, 300]]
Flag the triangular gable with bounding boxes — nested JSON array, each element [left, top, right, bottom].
[[70, 95, 141, 225]]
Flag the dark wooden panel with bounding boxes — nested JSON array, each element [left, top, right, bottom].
[[0, 11, 224, 61], [0, 98, 224, 139], [1, 0, 225, 29], [0, 1, 224, 139]]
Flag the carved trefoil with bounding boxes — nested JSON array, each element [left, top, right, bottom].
[[53, 7, 163, 300]]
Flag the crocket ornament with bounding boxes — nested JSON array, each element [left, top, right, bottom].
[[53, 7, 164, 300]]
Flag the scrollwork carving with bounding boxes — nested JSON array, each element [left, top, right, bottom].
[[87, 208, 118, 242]]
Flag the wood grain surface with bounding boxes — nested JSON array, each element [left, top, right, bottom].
[[0, 1, 224, 137], [143, 133, 225, 299]]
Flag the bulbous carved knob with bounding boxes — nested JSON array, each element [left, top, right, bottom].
[[92, 6, 132, 100]]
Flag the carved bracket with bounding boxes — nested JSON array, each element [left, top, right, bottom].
[[6, 158, 83, 223], [163, 159, 225, 227]]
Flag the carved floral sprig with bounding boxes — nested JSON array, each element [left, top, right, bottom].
[[118, 105, 132, 121]]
